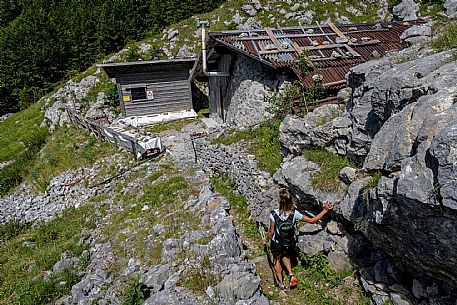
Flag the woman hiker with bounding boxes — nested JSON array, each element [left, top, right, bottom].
[[263, 188, 333, 290]]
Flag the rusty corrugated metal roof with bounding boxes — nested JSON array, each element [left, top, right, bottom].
[[209, 20, 426, 88]]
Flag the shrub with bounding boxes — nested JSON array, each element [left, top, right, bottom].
[[122, 282, 149, 305], [267, 81, 327, 120]]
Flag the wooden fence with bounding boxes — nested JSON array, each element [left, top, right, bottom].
[[66, 107, 163, 159]]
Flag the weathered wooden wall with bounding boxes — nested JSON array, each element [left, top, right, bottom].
[[117, 63, 192, 117]]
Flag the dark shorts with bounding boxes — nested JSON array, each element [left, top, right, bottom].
[[270, 240, 296, 258]]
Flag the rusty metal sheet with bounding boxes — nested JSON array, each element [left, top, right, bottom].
[[209, 19, 426, 88]]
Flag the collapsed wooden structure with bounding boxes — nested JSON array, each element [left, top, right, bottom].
[[66, 107, 163, 159], [199, 19, 426, 121]]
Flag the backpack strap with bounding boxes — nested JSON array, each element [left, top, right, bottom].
[[270, 210, 281, 223], [286, 211, 295, 223]]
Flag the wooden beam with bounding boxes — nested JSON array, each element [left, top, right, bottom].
[[235, 32, 337, 41], [291, 41, 304, 54], [265, 27, 283, 51], [328, 22, 347, 38], [344, 44, 361, 57], [258, 39, 380, 55]]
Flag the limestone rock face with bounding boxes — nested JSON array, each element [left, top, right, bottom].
[[392, 0, 419, 21], [277, 46, 457, 303], [340, 50, 457, 302], [279, 104, 350, 156], [346, 50, 455, 162], [429, 122, 457, 210]]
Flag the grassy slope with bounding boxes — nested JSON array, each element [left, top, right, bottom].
[[27, 127, 118, 192], [0, 102, 46, 163], [0, 206, 94, 304]]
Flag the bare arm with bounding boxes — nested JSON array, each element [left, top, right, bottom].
[[302, 202, 333, 224], [263, 221, 275, 244]]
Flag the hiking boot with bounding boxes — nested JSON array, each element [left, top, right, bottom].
[[277, 283, 285, 290], [288, 274, 297, 288]]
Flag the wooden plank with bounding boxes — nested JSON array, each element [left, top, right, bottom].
[[235, 32, 337, 41], [328, 22, 347, 38], [291, 41, 303, 54], [344, 44, 361, 57], [265, 28, 283, 51], [258, 39, 380, 55]]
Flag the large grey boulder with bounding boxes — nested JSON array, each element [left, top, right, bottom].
[[429, 122, 457, 210], [141, 264, 173, 292], [400, 24, 432, 47], [214, 264, 261, 301], [444, 0, 457, 18], [279, 104, 350, 156], [392, 0, 419, 21]]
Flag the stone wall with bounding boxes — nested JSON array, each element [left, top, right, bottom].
[[223, 55, 289, 129], [193, 137, 278, 224]]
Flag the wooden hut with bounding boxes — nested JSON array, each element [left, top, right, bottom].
[[98, 58, 196, 117]]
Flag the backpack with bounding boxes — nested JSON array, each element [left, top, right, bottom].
[[271, 210, 297, 247]]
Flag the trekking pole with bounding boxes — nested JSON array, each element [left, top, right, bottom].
[[256, 221, 278, 287]]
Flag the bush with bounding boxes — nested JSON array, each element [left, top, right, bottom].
[[122, 282, 149, 305], [267, 81, 327, 120]]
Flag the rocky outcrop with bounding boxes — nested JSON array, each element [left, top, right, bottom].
[[346, 50, 455, 163], [55, 182, 268, 305], [279, 104, 351, 156], [392, 0, 419, 21], [0, 153, 126, 224], [278, 47, 457, 303], [42, 71, 118, 132]]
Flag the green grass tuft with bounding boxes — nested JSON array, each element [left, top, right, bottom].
[[212, 120, 282, 175], [303, 148, 356, 190], [433, 22, 457, 51], [145, 118, 197, 134], [292, 252, 371, 305], [122, 281, 149, 305], [361, 171, 382, 195], [0, 221, 31, 244]]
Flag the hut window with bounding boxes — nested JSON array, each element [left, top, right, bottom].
[[131, 87, 147, 101]]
